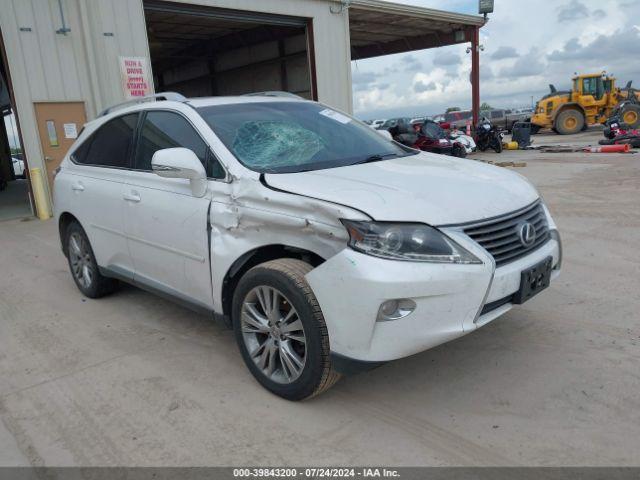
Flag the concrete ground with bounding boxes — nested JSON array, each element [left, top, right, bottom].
[[0, 131, 639, 466], [0, 179, 32, 222]]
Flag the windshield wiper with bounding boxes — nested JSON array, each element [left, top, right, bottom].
[[354, 153, 399, 165]]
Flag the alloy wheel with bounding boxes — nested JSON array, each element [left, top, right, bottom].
[[240, 286, 307, 384], [69, 232, 94, 290]]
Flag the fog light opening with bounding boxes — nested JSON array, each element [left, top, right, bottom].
[[377, 299, 416, 322]]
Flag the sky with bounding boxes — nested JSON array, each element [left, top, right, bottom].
[[351, 0, 640, 120]]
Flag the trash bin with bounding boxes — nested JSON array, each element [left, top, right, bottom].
[[512, 122, 532, 148]]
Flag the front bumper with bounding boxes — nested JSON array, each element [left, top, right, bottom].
[[531, 113, 550, 128], [306, 226, 561, 363]]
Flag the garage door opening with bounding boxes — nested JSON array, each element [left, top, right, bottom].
[[144, 1, 316, 100], [1, 27, 33, 221]]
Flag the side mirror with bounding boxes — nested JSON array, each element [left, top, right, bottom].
[[377, 129, 393, 140], [151, 147, 207, 197]]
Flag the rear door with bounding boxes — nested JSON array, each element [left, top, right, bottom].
[[65, 114, 138, 277], [124, 109, 215, 309]]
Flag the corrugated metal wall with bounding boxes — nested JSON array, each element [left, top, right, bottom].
[[1, 0, 89, 203], [0, 0, 352, 208], [161, 33, 313, 99], [159, 0, 352, 109], [0, 0, 152, 202]]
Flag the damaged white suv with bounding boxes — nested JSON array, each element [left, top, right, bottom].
[[54, 93, 561, 400]]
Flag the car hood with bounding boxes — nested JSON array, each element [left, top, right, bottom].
[[264, 152, 539, 226]]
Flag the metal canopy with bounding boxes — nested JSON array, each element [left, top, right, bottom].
[[346, 0, 484, 60]]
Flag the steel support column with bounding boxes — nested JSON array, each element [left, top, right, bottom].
[[471, 25, 480, 128]]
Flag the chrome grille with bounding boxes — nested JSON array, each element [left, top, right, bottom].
[[463, 201, 550, 267]]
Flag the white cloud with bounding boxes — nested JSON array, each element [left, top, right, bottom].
[[491, 46, 519, 60], [433, 52, 461, 66], [353, 0, 640, 118], [499, 48, 545, 78], [557, 0, 590, 22]]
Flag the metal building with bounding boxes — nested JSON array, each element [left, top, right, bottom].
[[0, 0, 483, 220]]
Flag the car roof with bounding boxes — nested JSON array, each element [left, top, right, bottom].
[[85, 94, 307, 129], [187, 95, 304, 108]]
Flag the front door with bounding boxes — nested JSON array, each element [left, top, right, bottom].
[[124, 109, 213, 309], [33, 102, 86, 191]]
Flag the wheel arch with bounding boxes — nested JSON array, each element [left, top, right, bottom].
[[58, 211, 81, 257], [552, 103, 585, 122], [221, 244, 326, 324]]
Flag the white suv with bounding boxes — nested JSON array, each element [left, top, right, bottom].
[[54, 93, 562, 400]]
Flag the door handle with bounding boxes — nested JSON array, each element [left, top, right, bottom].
[[71, 182, 84, 192], [123, 191, 141, 203]]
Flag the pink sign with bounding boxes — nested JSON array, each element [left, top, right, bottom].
[[119, 56, 151, 99]]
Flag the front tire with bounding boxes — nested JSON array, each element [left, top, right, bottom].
[[64, 221, 118, 298], [555, 109, 584, 135], [232, 259, 340, 400]]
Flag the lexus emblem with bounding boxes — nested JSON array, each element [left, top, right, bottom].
[[518, 222, 536, 247]]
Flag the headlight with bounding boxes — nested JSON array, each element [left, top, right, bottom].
[[341, 220, 482, 264]]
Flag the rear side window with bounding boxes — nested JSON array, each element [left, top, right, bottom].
[[73, 114, 138, 168], [135, 111, 223, 178]]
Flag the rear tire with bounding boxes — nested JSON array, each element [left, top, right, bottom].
[[555, 109, 584, 135], [64, 221, 118, 298], [232, 258, 340, 400]]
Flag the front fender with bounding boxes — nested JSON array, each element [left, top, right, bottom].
[[208, 177, 369, 313]]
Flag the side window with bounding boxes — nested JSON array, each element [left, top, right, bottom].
[[75, 114, 137, 168], [135, 111, 224, 178], [71, 136, 92, 164]]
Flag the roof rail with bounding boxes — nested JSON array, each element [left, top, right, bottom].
[[98, 92, 187, 117], [243, 91, 303, 99]]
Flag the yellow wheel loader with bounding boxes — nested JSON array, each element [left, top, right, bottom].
[[530, 73, 640, 135]]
